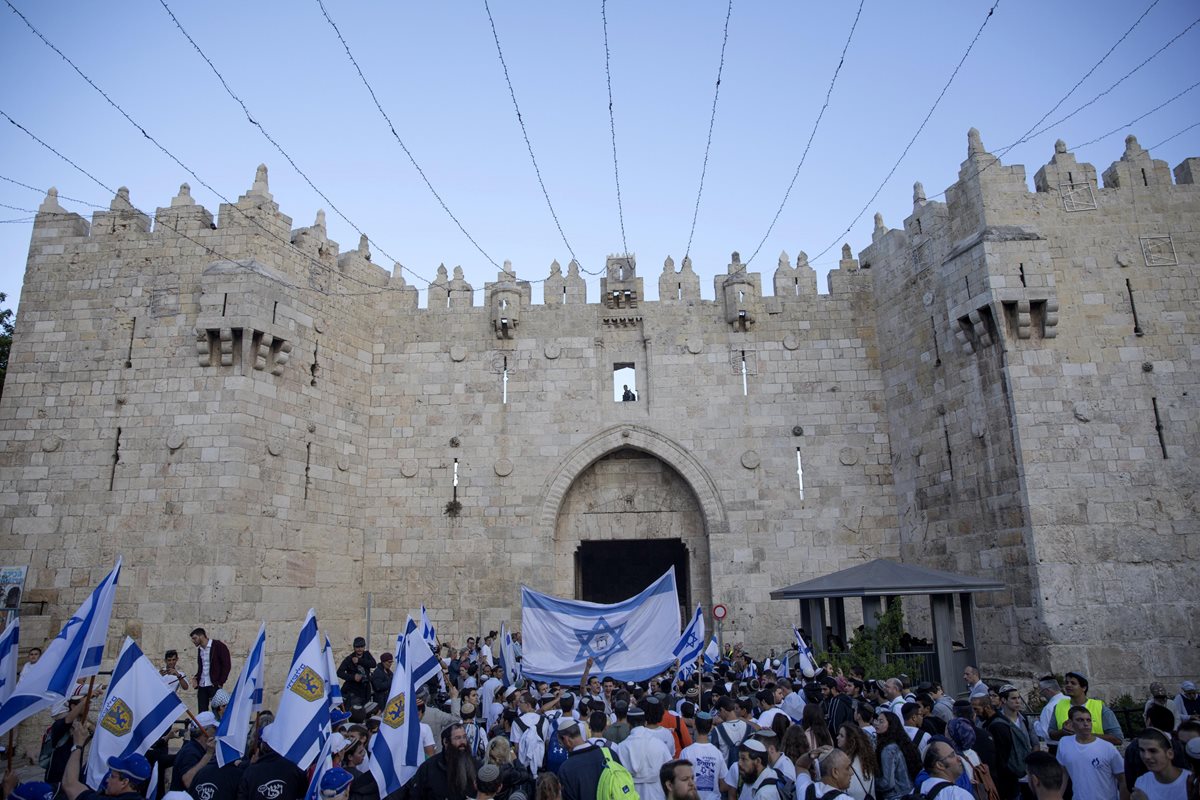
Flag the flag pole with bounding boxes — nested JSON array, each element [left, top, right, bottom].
[[80, 675, 97, 719], [5, 730, 13, 771]]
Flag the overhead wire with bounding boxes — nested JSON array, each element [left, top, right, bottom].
[[1072, 79, 1200, 150], [313, 0, 503, 273], [1147, 120, 1200, 151], [155, 0, 434, 287], [744, 0, 865, 267], [1, 0, 435, 295], [682, 0, 734, 263], [482, 0, 593, 275], [601, 0, 629, 256], [808, 0, 1003, 263]]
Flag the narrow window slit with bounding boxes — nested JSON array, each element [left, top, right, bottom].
[[272, 301, 278, 324], [796, 447, 804, 500], [1152, 397, 1167, 458], [304, 441, 312, 500], [222, 293, 228, 316], [502, 356, 509, 404], [1141, 168, 1148, 186], [452, 458, 459, 504], [942, 420, 954, 480], [109, 427, 122, 490], [1126, 279, 1143, 336], [125, 317, 136, 368], [930, 316, 941, 366], [740, 351, 748, 396], [310, 341, 320, 386], [1018, 264, 1026, 288]]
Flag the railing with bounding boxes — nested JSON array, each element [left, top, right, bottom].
[[882, 650, 939, 684]]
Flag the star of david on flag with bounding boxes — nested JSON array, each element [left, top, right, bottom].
[[673, 605, 706, 682], [520, 567, 680, 683]]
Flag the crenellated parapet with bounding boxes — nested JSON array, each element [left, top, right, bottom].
[[658, 255, 701, 303]]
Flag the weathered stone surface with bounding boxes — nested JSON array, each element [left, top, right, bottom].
[[1, 137, 1197, 702]]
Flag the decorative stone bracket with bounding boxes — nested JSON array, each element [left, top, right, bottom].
[[195, 315, 293, 375], [950, 288, 1059, 354]]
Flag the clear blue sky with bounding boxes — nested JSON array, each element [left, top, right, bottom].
[[1, 0, 1196, 313]]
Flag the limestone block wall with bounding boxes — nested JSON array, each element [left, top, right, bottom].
[[868, 131, 1200, 693]]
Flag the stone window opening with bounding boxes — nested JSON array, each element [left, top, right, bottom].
[[502, 356, 509, 405], [796, 447, 804, 500], [740, 350, 748, 396], [1152, 398, 1167, 458], [613, 363, 636, 402], [125, 316, 136, 368]]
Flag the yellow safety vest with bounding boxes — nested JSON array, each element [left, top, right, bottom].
[[1054, 696, 1104, 733]]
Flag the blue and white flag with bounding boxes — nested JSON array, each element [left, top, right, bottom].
[[85, 637, 186, 788], [420, 606, 437, 649], [0, 558, 121, 736], [265, 610, 330, 770], [794, 628, 816, 678], [216, 622, 266, 767], [498, 623, 520, 687], [369, 618, 440, 796], [303, 728, 338, 800], [702, 635, 719, 671], [323, 636, 343, 710], [0, 617, 19, 707], [673, 606, 706, 682], [520, 567, 681, 683], [778, 652, 791, 678]]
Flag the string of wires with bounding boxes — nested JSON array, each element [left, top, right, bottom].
[[313, 0, 503, 273], [744, 0, 865, 267], [155, 0, 430, 286], [1, 0, 434, 294], [807, 0, 1003, 263], [1147, 121, 1200, 151], [1072, 79, 1200, 151], [682, 0, 734, 263], [482, 0, 595, 276], [601, 0, 628, 255]]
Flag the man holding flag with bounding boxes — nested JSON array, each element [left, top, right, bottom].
[[368, 618, 441, 799], [215, 623, 266, 768], [0, 559, 121, 737], [61, 719, 152, 800]]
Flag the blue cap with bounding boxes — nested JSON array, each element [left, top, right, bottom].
[[320, 768, 355, 796], [11, 783, 55, 800], [331, 709, 353, 727], [107, 754, 152, 783]]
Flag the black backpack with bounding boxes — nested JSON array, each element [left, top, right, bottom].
[[903, 781, 951, 800]]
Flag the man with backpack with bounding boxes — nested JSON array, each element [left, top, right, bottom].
[[915, 740, 976, 799], [793, 748, 855, 800], [557, 718, 634, 800], [974, 691, 1024, 798], [712, 698, 750, 769], [618, 708, 674, 800]]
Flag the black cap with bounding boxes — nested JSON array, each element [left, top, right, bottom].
[[353, 637, 367, 648]]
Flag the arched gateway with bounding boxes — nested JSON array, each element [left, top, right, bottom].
[[537, 425, 727, 616]]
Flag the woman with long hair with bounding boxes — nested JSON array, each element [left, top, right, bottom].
[[800, 703, 834, 749], [836, 723, 878, 800], [535, 773, 562, 800], [873, 711, 920, 800]]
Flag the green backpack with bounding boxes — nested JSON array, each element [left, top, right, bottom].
[[596, 746, 639, 800]]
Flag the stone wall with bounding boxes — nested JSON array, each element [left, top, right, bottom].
[[1, 132, 1197, 700]]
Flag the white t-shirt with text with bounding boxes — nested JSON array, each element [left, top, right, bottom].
[[1056, 736, 1124, 800]]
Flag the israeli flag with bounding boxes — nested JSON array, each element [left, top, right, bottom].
[[702, 635, 719, 671], [303, 729, 338, 800], [216, 622, 266, 767], [0, 558, 121, 736], [498, 623, 520, 687], [85, 638, 186, 788], [521, 567, 681, 683], [794, 628, 817, 678], [420, 606, 437, 649], [323, 636, 343, 710], [0, 617, 19, 707], [673, 606, 706, 682], [369, 618, 440, 796], [265, 610, 331, 770]]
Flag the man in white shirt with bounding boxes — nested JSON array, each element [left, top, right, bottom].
[[794, 748, 856, 800], [751, 731, 795, 785], [680, 712, 724, 800], [1036, 675, 1068, 748], [159, 649, 190, 693], [963, 666, 987, 698], [735, 740, 779, 800], [619, 708, 674, 800], [754, 690, 786, 730], [1131, 728, 1190, 800], [1055, 705, 1125, 800], [916, 740, 976, 799]]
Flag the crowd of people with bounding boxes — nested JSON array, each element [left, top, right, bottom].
[[10, 630, 1200, 800]]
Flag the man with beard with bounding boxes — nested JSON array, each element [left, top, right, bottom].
[[735, 741, 779, 800], [403, 723, 479, 800], [660, 760, 699, 800]]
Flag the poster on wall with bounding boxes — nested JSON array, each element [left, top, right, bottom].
[[0, 566, 28, 622]]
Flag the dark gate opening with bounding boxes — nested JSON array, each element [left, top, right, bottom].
[[576, 539, 690, 615]]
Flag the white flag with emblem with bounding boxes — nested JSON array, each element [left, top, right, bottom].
[[86, 637, 186, 788], [369, 617, 440, 796], [265, 610, 331, 770], [520, 567, 680, 682]]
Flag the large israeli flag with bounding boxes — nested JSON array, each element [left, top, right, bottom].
[[521, 567, 681, 682], [265, 610, 330, 770], [673, 605, 706, 682], [85, 638, 186, 788], [0, 618, 19, 707], [216, 622, 266, 767], [0, 558, 121, 736], [369, 618, 440, 796]]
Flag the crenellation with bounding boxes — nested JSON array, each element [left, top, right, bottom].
[[1102, 135, 1173, 189]]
